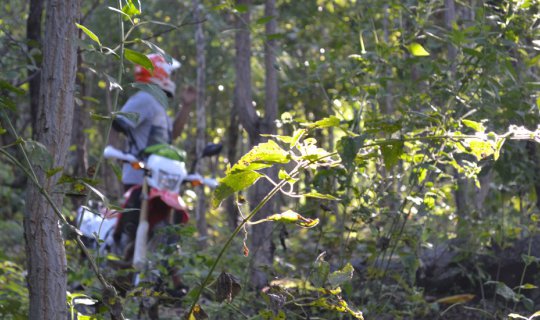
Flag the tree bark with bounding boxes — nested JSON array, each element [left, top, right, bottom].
[[24, 0, 80, 319], [193, 0, 208, 248], [27, 0, 43, 139], [232, 0, 280, 288], [225, 105, 240, 230], [249, 0, 279, 289]]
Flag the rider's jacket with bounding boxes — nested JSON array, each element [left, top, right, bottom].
[[114, 90, 172, 185]]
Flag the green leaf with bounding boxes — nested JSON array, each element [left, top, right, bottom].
[[112, 111, 140, 124], [468, 139, 495, 160], [515, 283, 538, 290], [131, 83, 168, 108], [90, 112, 111, 121], [408, 42, 430, 56], [487, 281, 518, 302], [312, 253, 330, 288], [0, 96, 17, 111], [381, 141, 404, 170], [213, 171, 263, 207], [124, 49, 153, 72], [25, 140, 52, 171], [266, 210, 320, 228], [278, 168, 298, 184], [256, 16, 274, 25], [306, 116, 341, 129], [46, 167, 63, 178], [494, 137, 505, 161], [304, 191, 339, 200], [0, 79, 25, 95], [462, 119, 486, 132], [75, 23, 102, 46], [227, 140, 289, 175], [122, 0, 141, 17], [140, 40, 175, 64], [144, 144, 186, 161], [234, 4, 248, 13], [337, 136, 364, 169], [328, 263, 354, 289]]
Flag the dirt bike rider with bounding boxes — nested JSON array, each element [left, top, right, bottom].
[[109, 52, 194, 293]]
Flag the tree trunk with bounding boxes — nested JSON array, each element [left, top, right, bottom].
[[232, 0, 280, 289], [445, 0, 469, 218], [249, 0, 279, 289], [193, 0, 208, 248], [27, 0, 43, 139], [225, 105, 240, 231], [24, 0, 80, 319]]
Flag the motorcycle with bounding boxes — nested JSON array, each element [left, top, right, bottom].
[[77, 143, 221, 317]]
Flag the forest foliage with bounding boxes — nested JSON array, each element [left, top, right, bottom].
[[1, 0, 540, 319]]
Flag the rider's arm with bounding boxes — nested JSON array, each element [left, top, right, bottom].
[[172, 86, 196, 140]]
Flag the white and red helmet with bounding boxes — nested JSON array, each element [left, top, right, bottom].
[[134, 53, 181, 97]]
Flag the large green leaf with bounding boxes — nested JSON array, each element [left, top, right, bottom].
[[124, 49, 153, 72], [213, 171, 263, 207], [226, 140, 290, 175], [381, 141, 404, 170]]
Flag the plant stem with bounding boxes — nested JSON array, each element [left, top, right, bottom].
[[187, 162, 304, 316]]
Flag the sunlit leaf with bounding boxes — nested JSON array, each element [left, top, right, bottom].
[[306, 116, 341, 129], [266, 210, 320, 228], [278, 168, 298, 184], [213, 171, 263, 207], [226, 140, 290, 175], [462, 119, 486, 132], [303, 191, 339, 200], [75, 23, 101, 46], [122, 0, 141, 17], [408, 42, 430, 56]]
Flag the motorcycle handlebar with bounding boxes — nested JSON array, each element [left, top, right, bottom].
[[104, 145, 139, 163]]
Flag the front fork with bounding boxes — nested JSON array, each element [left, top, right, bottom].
[[133, 176, 150, 270]]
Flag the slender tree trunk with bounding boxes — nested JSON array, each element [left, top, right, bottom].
[[225, 105, 240, 231], [71, 46, 90, 209], [24, 0, 80, 319], [445, 0, 468, 217], [232, 0, 280, 288], [193, 0, 208, 248], [27, 0, 43, 139], [249, 0, 279, 289]]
